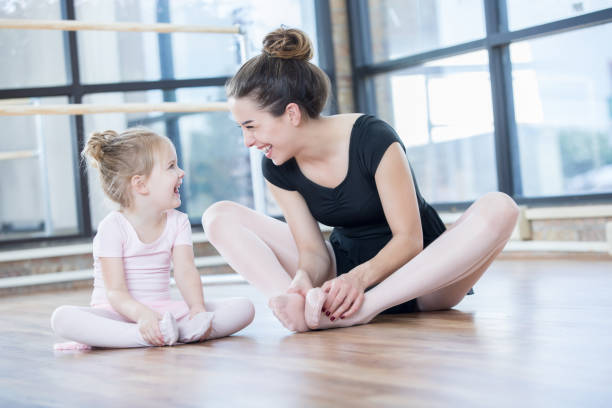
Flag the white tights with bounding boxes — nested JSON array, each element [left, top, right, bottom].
[[51, 297, 254, 348], [202, 192, 519, 331]]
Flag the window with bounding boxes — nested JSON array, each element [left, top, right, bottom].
[[0, 0, 327, 243], [511, 23, 612, 197], [368, 0, 485, 63], [350, 0, 612, 207], [374, 51, 497, 202], [506, 0, 612, 31]]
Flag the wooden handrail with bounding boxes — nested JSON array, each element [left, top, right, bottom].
[[0, 18, 240, 34], [0, 102, 229, 116]]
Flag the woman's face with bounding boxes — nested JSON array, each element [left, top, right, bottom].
[[229, 96, 296, 166]]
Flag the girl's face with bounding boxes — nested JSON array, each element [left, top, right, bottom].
[[145, 141, 184, 211], [229, 96, 297, 166]]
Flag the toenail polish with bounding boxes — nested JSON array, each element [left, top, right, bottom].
[[325, 311, 330, 316], [330, 316, 335, 321]]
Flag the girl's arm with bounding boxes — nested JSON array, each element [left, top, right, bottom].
[[101, 257, 165, 346], [172, 245, 206, 317], [267, 181, 332, 296], [323, 142, 423, 319]]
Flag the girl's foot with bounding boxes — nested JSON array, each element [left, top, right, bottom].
[[178, 312, 214, 343], [53, 341, 92, 351], [159, 312, 179, 346]]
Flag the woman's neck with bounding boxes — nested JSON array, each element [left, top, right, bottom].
[[293, 114, 361, 164]]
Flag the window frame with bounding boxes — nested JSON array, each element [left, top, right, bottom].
[[0, 0, 336, 245], [347, 0, 612, 210]]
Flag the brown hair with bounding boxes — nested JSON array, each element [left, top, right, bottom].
[[226, 27, 330, 118], [81, 128, 170, 208]]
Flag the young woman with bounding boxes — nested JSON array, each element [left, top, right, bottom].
[[203, 27, 519, 332]]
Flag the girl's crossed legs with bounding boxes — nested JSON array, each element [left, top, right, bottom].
[[51, 297, 254, 349], [203, 192, 519, 332]]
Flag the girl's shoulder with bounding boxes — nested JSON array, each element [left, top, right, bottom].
[[165, 209, 190, 231], [96, 211, 126, 235]]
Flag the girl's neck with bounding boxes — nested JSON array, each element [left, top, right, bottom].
[[120, 204, 166, 228]]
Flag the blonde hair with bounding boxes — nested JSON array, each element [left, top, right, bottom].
[[81, 128, 171, 208]]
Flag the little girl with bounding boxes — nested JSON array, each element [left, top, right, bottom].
[[51, 128, 254, 349]]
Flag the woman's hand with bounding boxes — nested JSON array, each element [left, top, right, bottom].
[[188, 304, 207, 319], [286, 269, 314, 297], [137, 310, 165, 346], [321, 268, 367, 321]]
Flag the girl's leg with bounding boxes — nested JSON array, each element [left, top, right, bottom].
[[50, 306, 178, 348], [205, 297, 255, 340], [175, 298, 255, 343], [202, 201, 335, 332], [311, 192, 519, 330]]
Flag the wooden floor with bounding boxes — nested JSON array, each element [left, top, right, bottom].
[[1, 259, 611, 408]]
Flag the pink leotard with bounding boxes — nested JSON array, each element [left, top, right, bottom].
[[90, 209, 193, 319]]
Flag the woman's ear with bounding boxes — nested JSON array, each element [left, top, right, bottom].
[[285, 102, 302, 126], [131, 174, 149, 195]]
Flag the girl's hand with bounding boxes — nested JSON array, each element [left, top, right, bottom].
[[137, 310, 165, 346], [321, 270, 367, 321], [189, 304, 207, 319], [286, 269, 314, 297]]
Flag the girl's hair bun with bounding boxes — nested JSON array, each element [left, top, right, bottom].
[[82, 130, 119, 168], [262, 27, 313, 61]]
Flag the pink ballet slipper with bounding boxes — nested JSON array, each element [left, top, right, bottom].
[[54, 341, 92, 351]]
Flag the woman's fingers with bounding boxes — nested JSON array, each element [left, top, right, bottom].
[[341, 292, 365, 319], [331, 291, 356, 320], [326, 285, 349, 318]]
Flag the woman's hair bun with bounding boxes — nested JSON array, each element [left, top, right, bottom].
[[82, 130, 119, 167], [262, 27, 313, 61]]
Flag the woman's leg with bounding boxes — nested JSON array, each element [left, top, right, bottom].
[[202, 201, 335, 332], [50, 306, 178, 348], [311, 192, 519, 330]]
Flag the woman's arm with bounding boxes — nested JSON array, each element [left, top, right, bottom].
[[323, 142, 423, 319], [101, 257, 165, 346], [172, 245, 207, 317], [267, 181, 332, 295]]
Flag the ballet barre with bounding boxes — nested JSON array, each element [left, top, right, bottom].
[[0, 18, 240, 34], [0, 102, 230, 116]]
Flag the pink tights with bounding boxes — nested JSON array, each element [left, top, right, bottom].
[[51, 297, 254, 349], [203, 192, 519, 332]]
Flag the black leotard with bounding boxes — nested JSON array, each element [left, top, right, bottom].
[[262, 115, 450, 313]]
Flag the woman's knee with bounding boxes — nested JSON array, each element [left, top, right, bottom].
[[201, 201, 245, 241], [475, 192, 519, 237]]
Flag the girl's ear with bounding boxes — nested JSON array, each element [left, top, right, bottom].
[[285, 102, 302, 126], [131, 174, 149, 195]]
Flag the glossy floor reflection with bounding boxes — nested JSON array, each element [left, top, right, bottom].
[[1, 259, 611, 407]]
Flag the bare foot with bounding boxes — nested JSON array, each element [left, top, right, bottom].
[[268, 293, 309, 332], [305, 288, 327, 329]]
